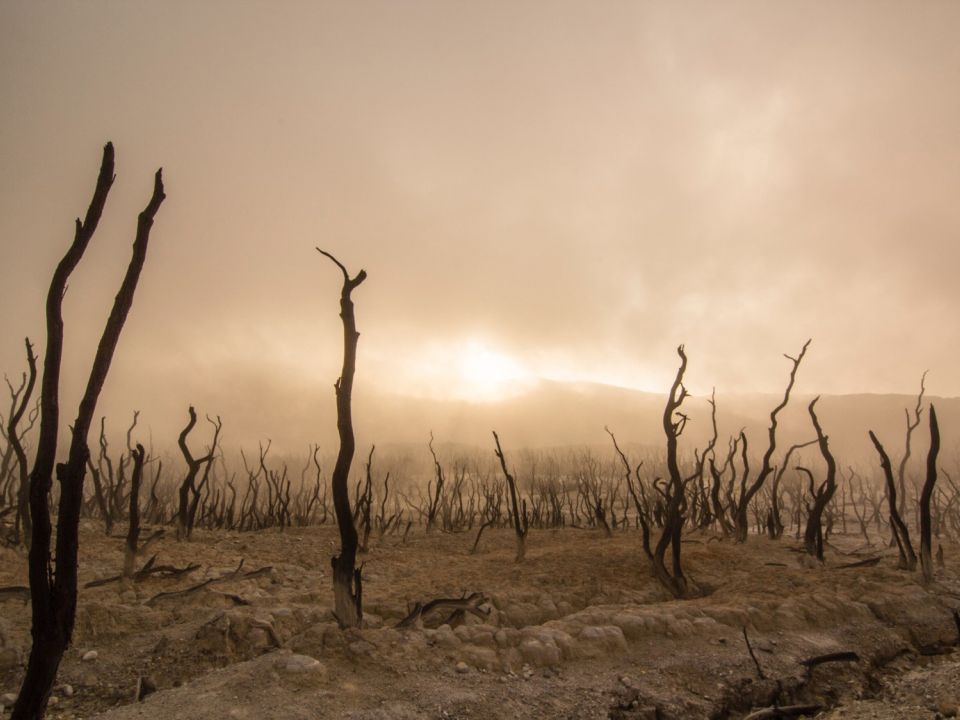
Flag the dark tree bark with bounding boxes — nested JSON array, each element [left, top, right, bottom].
[[14, 143, 164, 720], [803, 397, 837, 562], [767, 439, 817, 540], [897, 372, 926, 523], [493, 430, 527, 562], [868, 430, 916, 570], [652, 345, 692, 599], [426, 432, 444, 533], [123, 444, 146, 578], [8, 339, 38, 547], [317, 248, 366, 628], [606, 427, 653, 559], [175, 407, 218, 540], [920, 404, 940, 583], [733, 340, 810, 542]]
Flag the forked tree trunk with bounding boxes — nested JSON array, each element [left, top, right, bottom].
[[14, 143, 164, 720], [317, 248, 366, 628], [733, 340, 810, 542], [803, 397, 837, 562], [9, 338, 37, 548]]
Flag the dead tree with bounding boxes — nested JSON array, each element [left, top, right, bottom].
[[733, 340, 810, 542], [426, 432, 444, 533], [359, 445, 377, 552], [14, 143, 164, 720], [803, 397, 837, 562], [7, 339, 38, 547], [920, 404, 940, 583], [174, 407, 219, 540], [897, 372, 926, 523], [606, 427, 652, 558], [767, 439, 817, 540], [122, 444, 162, 578], [317, 248, 366, 628], [652, 345, 692, 599], [868, 430, 916, 570], [493, 430, 528, 561]]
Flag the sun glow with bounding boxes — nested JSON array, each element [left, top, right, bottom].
[[383, 337, 538, 402], [455, 339, 536, 401]]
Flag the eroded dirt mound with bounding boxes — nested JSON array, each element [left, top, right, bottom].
[[1, 524, 958, 719]]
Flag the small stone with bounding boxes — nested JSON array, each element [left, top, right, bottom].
[[1, 693, 17, 708], [455, 661, 469, 674], [282, 654, 324, 674], [48, 696, 59, 707], [347, 640, 376, 657], [61, 684, 74, 697], [81, 650, 98, 662]]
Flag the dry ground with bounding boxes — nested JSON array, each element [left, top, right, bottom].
[[1, 522, 959, 719]]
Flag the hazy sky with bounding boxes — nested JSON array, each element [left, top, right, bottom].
[[1, 1, 959, 448]]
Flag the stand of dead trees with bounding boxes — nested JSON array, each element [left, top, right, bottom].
[[13, 143, 164, 720]]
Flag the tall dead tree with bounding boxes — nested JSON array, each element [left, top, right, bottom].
[[317, 248, 366, 628], [920, 404, 940, 583], [897, 372, 926, 522], [732, 340, 810, 542], [174, 406, 220, 540], [652, 345, 692, 599], [14, 143, 164, 720], [868, 430, 916, 570], [493, 430, 528, 562], [803, 397, 837, 562]]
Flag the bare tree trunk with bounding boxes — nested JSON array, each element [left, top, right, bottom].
[[920, 405, 940, 583], [493, 431, 527, 562], [175, 407, 217, 540], [123, 444, 146, 578], [803, 397, 837, 562], [8, 339, 37, 547], [14, 143, 164, 720], [317, 249, 366, 628], [652, 345, 691, 599], [733, 340, 810, 542], [868, 430, 916, 570]]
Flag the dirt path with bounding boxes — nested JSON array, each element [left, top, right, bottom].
[[1, 524, 958, 719]]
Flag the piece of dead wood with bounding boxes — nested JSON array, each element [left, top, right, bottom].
[[742, 627, 766, 679], [212, 591, 251, 606], [800, 651, 859, 669], [207, 559, 273, 585], [765, 562, 788, 567], [832, 557, 881, 570], [145, 578, 213, 606], [743, 704, 822, 720], [133, 674, 157, 702], [396, 592, 489, 629], [0, 585, 30, 603], [84, 555, 201, 589]]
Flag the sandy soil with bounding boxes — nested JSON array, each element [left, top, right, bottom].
[[1, 523, 959, 719]]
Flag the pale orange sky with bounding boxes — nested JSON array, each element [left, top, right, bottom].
[[1, 1, 959, 449]]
